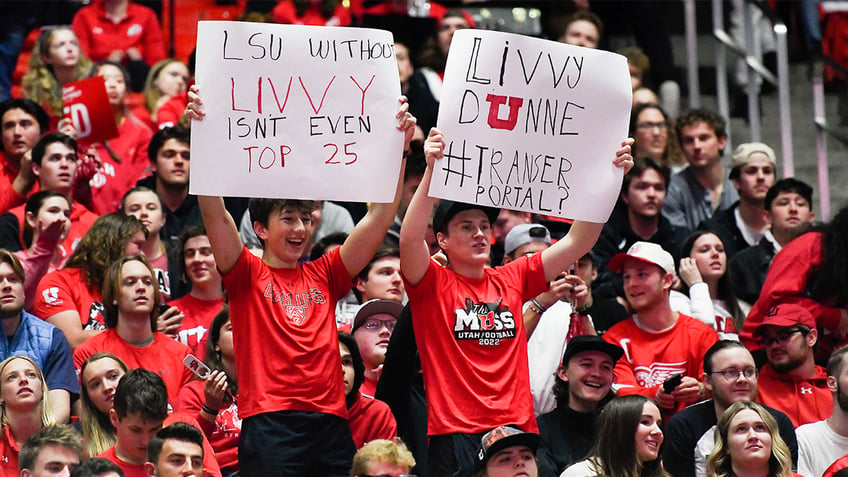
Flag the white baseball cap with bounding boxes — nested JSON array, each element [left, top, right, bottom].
[[608, 241, 675, 274]]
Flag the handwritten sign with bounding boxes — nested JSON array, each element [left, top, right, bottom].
[[429, 30, 632, 223], [190, 21, 403, 201], [62, 76, 119, 143]]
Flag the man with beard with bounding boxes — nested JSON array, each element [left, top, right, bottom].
[[0, 249, 77, 423], [663, 340, 797, 477], [797, 345, 848, 477], [752, 303, 832, 426]]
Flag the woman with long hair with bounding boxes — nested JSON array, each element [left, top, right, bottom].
[[138, 58, 189, 128], [22, 27, 92, 122], [707, 401, 796, 477], [78, 353, 128, 457], [629, 103, 685, 172], [32, 212, 147, 348], [0, 356, 55, 474], [561, 395, 666, 477], [677, 230, 748, 340], [176, 307, 239, 474]]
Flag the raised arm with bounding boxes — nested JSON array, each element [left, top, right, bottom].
[[541, 139, 634, 282], [399, 128, 443, 286], [340, 98, 416, 277], [186, 86, 243, 274]]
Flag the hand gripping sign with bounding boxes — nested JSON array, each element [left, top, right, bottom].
[[190, 21, 403, 202], [429, 30, 632, 223]]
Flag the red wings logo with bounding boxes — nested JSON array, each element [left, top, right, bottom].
[[633, 362, 687, 387]]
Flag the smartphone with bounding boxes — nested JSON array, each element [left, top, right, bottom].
[[663, 373, 683, 393], [567, 261, 577, 275], [159, 303, 171, 315], [183, 354, 211, 379]]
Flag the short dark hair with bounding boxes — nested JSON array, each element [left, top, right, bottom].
[[765, 178, 814, 211], [827, 345, 848, 378], [0, 248, 26, 282], [147, 422, 204, 465], [113, 369, 168, 421], [247, 198, 317, 232], [353, 246, 400, 302], [19, 425, 83, 472], [405, 142, 426, 181], [621, 156, 670, 194], [120, 185, 163, 212], [676, 108, 727, 142], [309, 232, 348, 261], [703, 340, 748, 374], [562, 9, 604, 39], [148, 125, 190, 162], [70, 457, 125, 477], [31, 132, 77, 167], [0, 99, 49, 151]]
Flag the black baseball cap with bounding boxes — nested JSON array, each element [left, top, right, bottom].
[[432, 200, 500, 234], [562, 335, 624, 365], [474, 426, 539, 473]]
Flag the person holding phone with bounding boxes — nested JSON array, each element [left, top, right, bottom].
[[602, 241, 718, 418]]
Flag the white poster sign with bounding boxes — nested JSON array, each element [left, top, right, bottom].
[[430, 29, 632, 222], [190, 21, 403, 201]]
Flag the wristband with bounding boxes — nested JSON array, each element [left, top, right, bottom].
[[531, 298, 548, 313], [201, 404, 220, 415]]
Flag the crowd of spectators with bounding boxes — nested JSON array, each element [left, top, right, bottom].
[[0, 1, 844, 477]]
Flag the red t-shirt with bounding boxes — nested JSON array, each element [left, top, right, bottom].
[[0, 154, 26, 215], [8, 201, 99, 260], [148, 252, 171, 303], [404, 254, 547, 435], [221, 246, 352, 420], [98, 446, 146, 477], [0, 425, 20, 476], [360, 375, 377, 399], [87, 115, 153, 215], [73, 329, 195, 406], [33, 267, 106, 330], [176, 380, 240, 472], [71, 1, 166, 65], [603, 313, 719, 415], [168, 294, 226, 360], [756, 364, 833, 427], [348, 393, 397, 449]]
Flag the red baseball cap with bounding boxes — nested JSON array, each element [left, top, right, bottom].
[[754, 303, 816, 336]]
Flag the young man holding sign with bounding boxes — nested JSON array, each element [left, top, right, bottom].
[[188, 89, 416, 476], [399, 127, 632, 476]]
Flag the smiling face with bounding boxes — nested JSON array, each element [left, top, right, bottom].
[[123, 190, 165, 238], [183, 235, 219, 287], [559, 350, 614, 413], [621, 259, 671, 312], [688, 233, 726, 284], [82, 356, 126, 414], [0, 357, 43, 412], [484, 445, 538, 477], [726, 409, 773, 470], [256, 207, 314, 266], [634, 401, 663, 463]]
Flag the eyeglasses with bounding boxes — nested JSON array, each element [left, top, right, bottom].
[[636, 121, 668, 132], [710, 367, 758, 381], [755, 328, 806, 347], [362, 318, 397, 331]]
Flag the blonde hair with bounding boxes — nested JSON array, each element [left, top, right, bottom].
[[0, 356, 55, 428], [707, 401, 793, 477], [143, 58, 188, 116], [350, 439, 416, 476], [21, 27, 92, 117], [79, 353, 128, 456]]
